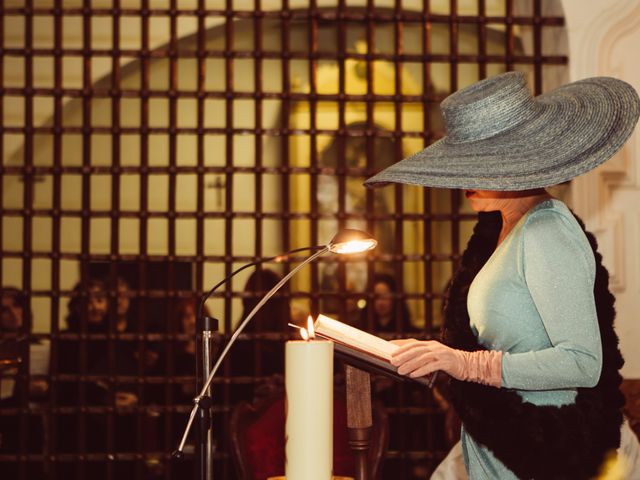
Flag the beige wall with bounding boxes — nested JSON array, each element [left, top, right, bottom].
[[562, 0, 640, 379], [3, 2, 526, 332], [4, 0, 637, 374], [17, 1, 638, 352]]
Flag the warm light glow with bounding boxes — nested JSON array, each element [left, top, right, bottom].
[[329, 239, 377, 254], [307, 315, 316, 339], [328, 229, 377, 255], [298, 316, 316, 341]]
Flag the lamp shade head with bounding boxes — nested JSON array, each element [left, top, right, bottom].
[[328, 229, 377, 254]]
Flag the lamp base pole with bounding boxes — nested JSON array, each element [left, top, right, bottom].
[[197, 316, 218, 480]]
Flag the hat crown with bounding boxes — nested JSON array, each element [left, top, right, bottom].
[[441, 71, 538, 142]]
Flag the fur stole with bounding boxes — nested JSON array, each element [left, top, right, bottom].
[[442, 211, 625, 479]]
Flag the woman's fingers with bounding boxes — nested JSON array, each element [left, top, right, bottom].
[[391, 340, 440, 366], [395, 350, 437, 376], [391, 345, 425, 367], [392, 339, 442, 357], [389, 338, 419, 347], [392, 339, 424, 356], [409, 360, 442, 378], [390, 340, 454, 378]]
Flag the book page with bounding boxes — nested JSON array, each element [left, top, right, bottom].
[[315, 314, 398, 361]]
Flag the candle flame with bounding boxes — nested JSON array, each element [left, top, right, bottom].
[[300, 327, 309, 341], [293, 316, 317, 341], [307, 315, 316, 339]]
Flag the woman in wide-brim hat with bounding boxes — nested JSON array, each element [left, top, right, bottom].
[[366, 71, 640, 479]]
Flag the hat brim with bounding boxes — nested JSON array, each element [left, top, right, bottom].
[[364, 77, 640, 191]]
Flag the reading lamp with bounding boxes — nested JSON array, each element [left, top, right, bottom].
[[173, 228, 377, 480]]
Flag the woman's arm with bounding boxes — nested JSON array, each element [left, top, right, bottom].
[[501, 211, 602, 390], [392, 210, 602, 390]]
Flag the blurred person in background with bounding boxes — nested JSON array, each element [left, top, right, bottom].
[[0, 287, 47, 478], [54, 278, 138, 479], [359, 272, 416, 334]]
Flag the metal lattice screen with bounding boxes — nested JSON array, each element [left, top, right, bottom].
[[1, 1, 567, 479]]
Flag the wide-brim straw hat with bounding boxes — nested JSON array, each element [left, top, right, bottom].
[[364, 71, 640, 191]]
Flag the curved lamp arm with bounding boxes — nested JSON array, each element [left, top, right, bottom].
[[197, 245, 324, 324], [175, 229, 376, 456]]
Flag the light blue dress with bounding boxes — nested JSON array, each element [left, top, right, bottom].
[[462, 199, 603, 479]]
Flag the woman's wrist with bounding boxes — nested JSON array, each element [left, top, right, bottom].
[[458, 350, 502, 388]]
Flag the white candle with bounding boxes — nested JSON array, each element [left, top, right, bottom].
[[285, 338, 333, 480]]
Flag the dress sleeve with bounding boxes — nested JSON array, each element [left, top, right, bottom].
[[500, 210, 602, 390]]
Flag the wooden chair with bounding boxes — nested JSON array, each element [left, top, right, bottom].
[[229, 370, 388, 480]]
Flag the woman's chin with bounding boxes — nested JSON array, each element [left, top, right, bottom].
[[466, 198, 495, 212], [467, 201, 483, 212]]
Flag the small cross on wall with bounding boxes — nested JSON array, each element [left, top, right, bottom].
[[206, 176, 226, 208]]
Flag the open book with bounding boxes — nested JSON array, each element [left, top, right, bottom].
[[314, 314, 436, 388]]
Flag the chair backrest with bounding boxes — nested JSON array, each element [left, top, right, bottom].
[[230, 389, 388, 480]]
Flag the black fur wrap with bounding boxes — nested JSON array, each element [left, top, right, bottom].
[[442, 211, 625, 479]]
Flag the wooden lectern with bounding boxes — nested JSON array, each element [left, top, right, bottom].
[[345, 365, 373, 480]]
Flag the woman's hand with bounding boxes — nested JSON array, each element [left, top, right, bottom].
[[390, 340, 503, 387], [391, 340, 466, 379], [389, 338, 419, 347]]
